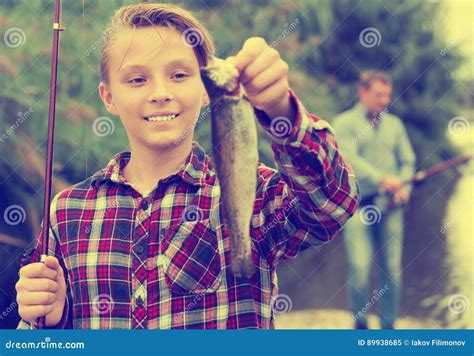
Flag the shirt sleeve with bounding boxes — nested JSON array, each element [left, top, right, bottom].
[[395, 119, 416, 193], [252, 90, 360, 267], [332, 115, 385, 195], [16, 195, 73, 330]]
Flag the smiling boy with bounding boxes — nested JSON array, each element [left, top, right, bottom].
[[16, 3, 359, 329]]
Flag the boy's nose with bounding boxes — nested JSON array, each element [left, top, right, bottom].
[[147, 82, 174, 103]]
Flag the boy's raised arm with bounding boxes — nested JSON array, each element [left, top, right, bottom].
[[253, 91, 360, 266]]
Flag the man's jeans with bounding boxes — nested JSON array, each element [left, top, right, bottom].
[[343, 206, 404, 328]]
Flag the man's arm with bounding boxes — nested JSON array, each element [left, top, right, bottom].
[[396, 120, 416, 188], [332, 117, 385, 196]]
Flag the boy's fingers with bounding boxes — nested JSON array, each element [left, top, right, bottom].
[[16, 278, 59, 293], [19, 263, 58, 281], [44, 256, 60, 270], [19, 304, 54, 322], [17, 291, 57, 306], [234, 37, 267, 72]]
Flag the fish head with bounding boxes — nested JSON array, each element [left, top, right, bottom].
[[200, 57, 241, 101]]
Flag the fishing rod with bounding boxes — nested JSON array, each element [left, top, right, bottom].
[[364, 154, 472, 204], [36, 0, 64, 329]]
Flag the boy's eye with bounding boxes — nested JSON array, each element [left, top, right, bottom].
[[128, 78, 145, 84], [173, 73, 188, 79]]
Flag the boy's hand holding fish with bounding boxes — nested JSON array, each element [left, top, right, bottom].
[[229, 37, 296, 121]]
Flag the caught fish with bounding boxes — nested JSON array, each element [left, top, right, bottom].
[[200, 57, 258, 278]]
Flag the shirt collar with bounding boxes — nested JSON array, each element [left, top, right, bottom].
[[90, 141, 210, 188], [355, 102, 382, 126]]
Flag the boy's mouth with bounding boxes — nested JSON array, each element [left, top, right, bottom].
[[144, 113, 180, 122]]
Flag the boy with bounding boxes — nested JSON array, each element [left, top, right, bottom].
[[16, 3, 359, 329]]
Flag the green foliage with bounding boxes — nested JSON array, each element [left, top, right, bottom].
[[0, 0, 466, 191]]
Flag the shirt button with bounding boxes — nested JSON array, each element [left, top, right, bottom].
[[136, 244, 146, 259], [136, 296, 144, 307], [140, 199, 149, 210]]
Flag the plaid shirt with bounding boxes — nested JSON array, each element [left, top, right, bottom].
[[18, 92, 359, 329]]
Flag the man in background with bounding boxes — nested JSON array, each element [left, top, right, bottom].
[[333, 70, 416, 329]]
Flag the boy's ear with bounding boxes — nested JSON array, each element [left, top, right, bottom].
[[99, 82, 119, 116]]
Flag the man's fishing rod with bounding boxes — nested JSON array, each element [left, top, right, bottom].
[[364, 155, 472, 205]]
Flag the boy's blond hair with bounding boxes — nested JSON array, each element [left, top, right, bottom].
[[100, 3, 215, 84]]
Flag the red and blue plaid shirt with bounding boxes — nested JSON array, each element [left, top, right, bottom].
[[18, 92, 359, 329]]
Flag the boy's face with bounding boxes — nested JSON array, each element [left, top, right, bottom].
[[99, 26, 208, 151]]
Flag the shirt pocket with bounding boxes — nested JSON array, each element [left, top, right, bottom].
[[160, 219, 222, 295]]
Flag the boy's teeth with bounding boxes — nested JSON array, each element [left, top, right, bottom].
[[146, 114, 178, 122]]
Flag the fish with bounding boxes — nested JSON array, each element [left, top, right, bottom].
[[200, 57, 258, 278]]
